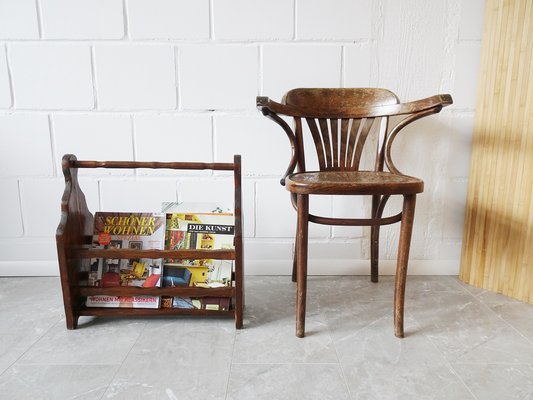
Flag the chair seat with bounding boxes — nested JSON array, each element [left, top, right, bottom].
[[285, 171, 424, 195]]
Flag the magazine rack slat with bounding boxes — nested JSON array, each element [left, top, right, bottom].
[[56, 154, 244, 330]]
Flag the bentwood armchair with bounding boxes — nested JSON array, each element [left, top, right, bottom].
[[257, 88, 452, 338]]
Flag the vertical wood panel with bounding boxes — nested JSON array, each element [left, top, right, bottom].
[[460, 0, 533, 303]]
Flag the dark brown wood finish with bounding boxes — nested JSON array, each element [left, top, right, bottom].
[[257, 88, 452, 338], [56, 154, 244, 329]]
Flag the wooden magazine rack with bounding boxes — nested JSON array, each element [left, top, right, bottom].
[[56, 154, 244, 330]]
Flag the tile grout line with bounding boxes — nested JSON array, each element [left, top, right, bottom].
[[326, 314, 354, 399], [0, 316, 63, 378], [452, 278, 533, 347], [224, 327, 238, 400], [98, 321, 150, 399], [409, 305, 481, 400]]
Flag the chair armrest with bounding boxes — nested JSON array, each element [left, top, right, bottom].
[[257, 94, 453, 118], [257, 96, 303, 117], [373, 94, 453, 117]]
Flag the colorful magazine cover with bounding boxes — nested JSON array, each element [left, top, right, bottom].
[[162, 202, 235, 309], [86, 212, 166, 308]]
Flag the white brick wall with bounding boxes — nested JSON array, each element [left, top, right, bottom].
[[0, 0, 39, 39], [40, 0, 124, 39], [128, 0, 209, 40], [297, 0, 373, 40], [10, 44, 94, 109], [0, 46, 11, 108], [179, 45, 258, 110], [213, 0, 293, 40], [94, 45, 176, 110], [0, 0, 485, 275]]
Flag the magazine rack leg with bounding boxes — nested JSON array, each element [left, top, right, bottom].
[[234, 154, 244, 329]]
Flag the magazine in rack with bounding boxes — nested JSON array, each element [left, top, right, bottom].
[[162, 202, 234, 310], [86, 212, 166, 308]]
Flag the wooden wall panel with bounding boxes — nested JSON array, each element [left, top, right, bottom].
[[460, 0, 533, 303]]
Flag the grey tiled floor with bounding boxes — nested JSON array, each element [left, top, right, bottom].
[[1, 275, 533, 399]]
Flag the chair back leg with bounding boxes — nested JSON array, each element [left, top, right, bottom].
[[296, 194, 309, 338], [370, 195, 380, 282], [292, 234, 298, 283], [394, 194, 417, 338]]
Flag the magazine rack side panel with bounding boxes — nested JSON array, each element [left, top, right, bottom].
[[56, 154, 94, 329]]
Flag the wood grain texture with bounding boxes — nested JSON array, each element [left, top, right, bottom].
[[259, 88, 451, 338], [56, 154, 245, 329], [460, 0, 533, 304]]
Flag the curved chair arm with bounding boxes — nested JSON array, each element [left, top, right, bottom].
[[258, 94, 452, 119], [257, 97, 298, 185], [384, 95, 453, 174]]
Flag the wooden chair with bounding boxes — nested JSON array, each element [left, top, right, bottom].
[[257, 88, 452, 338]]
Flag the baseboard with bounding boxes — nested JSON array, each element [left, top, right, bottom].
[[0, 259, 459, 277], [248, 259, 460, 275], [0, 261, 59, 276]]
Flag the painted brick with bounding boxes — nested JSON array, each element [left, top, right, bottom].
[[440, 113, 474, 178], [255, 180, 330, 238], [134, 114, 212, 176], [453, 44, 481, 110], [178, 179, 255, 237], [100, 179, 178, 212], [262, 45, 342, 101], [213, 0, 293, 40], [19, 178, 99, 237], [378, 0, 447, 100], [439, 241, 462, 261], [128, 0, 209, 39], [215, 115, 289, 176], [0, 46, 11, 108], [53, 114, 134, 175], [297, 0, 372, 40], [9, 44, 94, 110], [0, 114, 53, 176], [0, 180, 23, 237], [459, 0, 486, 41], [332, 196, 365, 238], [308, 241, 362, 260], [0, 238, 57, 261], [95, 45, 176, 110], [344, 45, 376, 88], [179, 45, 258, 110], [40, 0, 124, 39], [244, 240, 293, 262], [0, 0, 39, 39]]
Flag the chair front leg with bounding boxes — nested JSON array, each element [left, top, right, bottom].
[[370, 195, 380, 283], [292, 228, 298, 283], [296, 194, 309, 338], [394, 194, 416, 338]]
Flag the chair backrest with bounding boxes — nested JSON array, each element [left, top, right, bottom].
[[257, 88, 452, 183], [283, 88, 399, 173]]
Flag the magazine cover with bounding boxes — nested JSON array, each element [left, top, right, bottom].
[[163, 209, 234, 288], [86, 212, 166, 308], [162, 202, 235, 310]]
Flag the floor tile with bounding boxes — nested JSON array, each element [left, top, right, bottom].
[[17, 317, 146, 365], [452, 364, 533, 400], [103, 354, 229, 400], [233, 316, 337, 363], [0, 364, 118, 400], [407, 290, 533, 363], [227, 364, 350, 400], [2, 275, 533, 399], [488, 302, 533, 343]]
